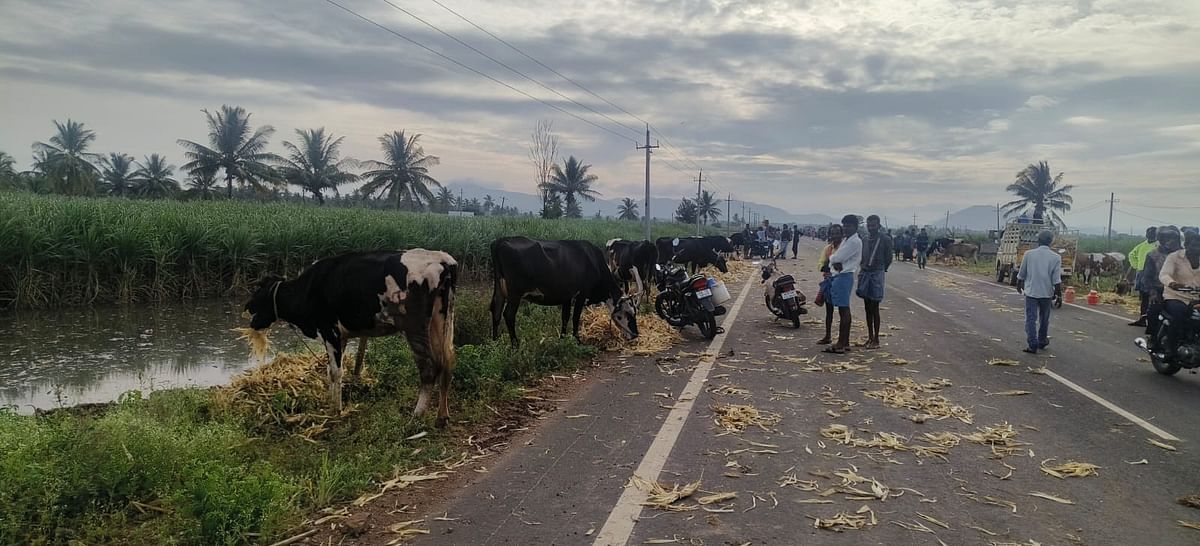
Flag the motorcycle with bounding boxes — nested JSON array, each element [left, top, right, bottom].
[[654, 263, 725, 340], [760, 261, 807, 329], [1134, 287, 1200, 376]]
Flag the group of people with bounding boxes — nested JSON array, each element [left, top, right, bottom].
[[1017, 224, 1200, 356], [743, 220, 803, 260], [1128, 225, 1200, 357], [814, 214, 892, 354], [891, 228, 932, 270]]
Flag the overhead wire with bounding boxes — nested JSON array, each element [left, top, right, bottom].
[[320, 0, 638, 144]]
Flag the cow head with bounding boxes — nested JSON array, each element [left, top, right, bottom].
[[713, 253, 729, 273], [244, 275, 285, 330], [608, 295, 640, 340]]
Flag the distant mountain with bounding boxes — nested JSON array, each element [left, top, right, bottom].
[[923, 205, 1004, 232], [443, 180, 834, 226]]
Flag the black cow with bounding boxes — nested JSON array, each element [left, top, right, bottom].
[[655, 236, 734, 270], [243, 249, 458, 426], [491, 237, 638, 347], [729, 232, 750, 256], [606, 238, 657, 295]]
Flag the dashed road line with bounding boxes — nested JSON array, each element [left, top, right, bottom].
[[1041, 369, 1180, 442], [906, 297, 939, 314], [593, 271, 757, 546]]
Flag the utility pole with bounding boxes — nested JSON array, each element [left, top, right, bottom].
[[741, 201, 746, 228], [726, 193, 731, 234], [694, 170, 703, 236], [912, 213, 918, 227], [1106, 192, 1117, 251], [945, 211, 950, 232], [636, 124, 659, 241], [996, 203, 1001, 231]]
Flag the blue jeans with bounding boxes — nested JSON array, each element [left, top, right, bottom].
[[1025, 296, 1052, 350]]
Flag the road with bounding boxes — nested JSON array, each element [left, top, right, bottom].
[[361, 238, 1200, 545]]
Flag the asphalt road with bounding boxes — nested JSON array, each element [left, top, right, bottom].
[[400, 238, 1200, 546]]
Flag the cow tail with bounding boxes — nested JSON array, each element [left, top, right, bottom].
[[431, 262, 457, 373]]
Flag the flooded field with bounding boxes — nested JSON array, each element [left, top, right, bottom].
[[0, 300, 276, 413]]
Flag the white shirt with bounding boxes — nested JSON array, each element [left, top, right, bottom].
[[829, 233, 863, 275], [1017, 245, 1063, 299]]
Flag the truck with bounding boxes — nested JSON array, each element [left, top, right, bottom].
[[995, 220, 1078, 305]]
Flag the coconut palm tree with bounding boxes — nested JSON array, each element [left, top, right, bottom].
[[483, 194, 495, 214], [132, 154, 180, 199], [1003, 161, 1074, 226], [548, 156, 600, 219], [184, 170, 220, 201], [273, 128, 359, 205], [674, 198, 698, 224], [0, 151, 18, 191], [99, 152, 137, 197], [360, 131, 442, 210], [33, 119, 101, 195], [617, 197, 640, 221], [695, 190, 721, 225], [177, 105, 280, 198], [433, 186, 455, 213]]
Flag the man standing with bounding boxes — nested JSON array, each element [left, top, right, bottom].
[[857, 215, 892, 349], [1017, 231, 1063, 354], [1127, 226, 1158, 327], [778, 224, 793, 259], [792, 223, 801, 259], [914, 228, 931, 269], [825, 214, 863, 354]]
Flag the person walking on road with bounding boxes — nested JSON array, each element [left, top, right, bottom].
[[816, 224, 844, 345], [825, 214, 862, 354], [914, 228, 930, 270], [857, 215, 892, 349], [1159, 231, 1200, 358], [778, 224, 793, 259], [1142, 226, 1180, 344], [1128, 226, 1159, 327], [1017, 230, 1063, 354], [792, 224, 801, 260]]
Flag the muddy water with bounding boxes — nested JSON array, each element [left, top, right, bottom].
[[0, 300, 284, 414]]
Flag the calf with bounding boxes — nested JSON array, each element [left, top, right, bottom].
[[606, 238, 656, 295], [243, 249, 458, 426], [491, 237, 638, 347]]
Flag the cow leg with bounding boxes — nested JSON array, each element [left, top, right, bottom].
[[405, 322, 439, 421], [318, 328, 345, 413], [353, 337, 368, 379], [490, 278, 505, 340], [571, 294, 587, 340], [504, 294, 521, 347], [560, 303, 572, 337]]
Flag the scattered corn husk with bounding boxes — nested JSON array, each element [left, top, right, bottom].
[[631, 475, 701, 511], [1148, 438, 1178, 451], [701, 259, 754, 286], [923, 432, 961, 447], [1179, 521, 1200, 531], [579, 306, 682, 355], [821, 424, 948, 459], [1028, 491, 1075, 505], [354, 470, 451, 507], [988, 358, 1020, 366], [1026, 366, 1048, 375], [810, 505, 877, 531], [1039, 459, 1100, 479], [712, 404, 782, 433], [916, 512, 950, 529], [863, 377, 973, 424], [991, 390, 1032, 396], [962, 423, 1028, 457], [1178, 495, 1200, 509], [386, 519, 430, 544], [698, 492, 737, 505], [234, 326, 272, 363]]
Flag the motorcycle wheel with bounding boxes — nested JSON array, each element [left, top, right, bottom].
[[766, 296, 788, 319], [655, 292, 688, 327], [696, 311, 718, 340], [789, 307, 801, 329], [1151, 332, 1181, 376]]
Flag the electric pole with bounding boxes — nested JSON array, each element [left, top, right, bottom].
[[636, 124, 659, 241], [912, 213, 918, 227], [741, 201, 746, 228], [726, 193, 731, 234], [945, 211, 950, 233], [1106, 192, 1117, 250], [996, 203, 1001, 231], [694, 170, 703, 235]]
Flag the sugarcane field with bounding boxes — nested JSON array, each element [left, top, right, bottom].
[[3, 1, 1200, 545]]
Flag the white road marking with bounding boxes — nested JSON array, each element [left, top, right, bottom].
[[923, 265, 1135, 322], [594, 271, 757, 546], [1041, 369, 1179, 441], [906, 297, 939, 314]]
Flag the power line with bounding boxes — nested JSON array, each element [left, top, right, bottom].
[[1120, 200, 1200, 211], [377, 0, 642, 141], [320, 0, 638, 144], [1113, 207, 1171, 225]]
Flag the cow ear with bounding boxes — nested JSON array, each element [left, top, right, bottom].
[[256, 275, 283, 290]]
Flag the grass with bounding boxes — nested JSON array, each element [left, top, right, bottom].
[[0, 295, 595, 545], [0, 193, 716, 309]]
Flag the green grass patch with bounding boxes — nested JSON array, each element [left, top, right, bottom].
[[0, 193, 716, 309], [0, 298, 594, 545]]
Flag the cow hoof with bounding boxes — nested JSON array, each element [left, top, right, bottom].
[[435, 416, 449, 429]]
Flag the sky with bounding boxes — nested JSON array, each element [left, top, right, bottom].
[[2, 0, 1198, 229]]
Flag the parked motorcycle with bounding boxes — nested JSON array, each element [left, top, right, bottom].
[[760, 260, 807, 329], [654, 263, 725, 340], [1134, 287, 1200, 375]]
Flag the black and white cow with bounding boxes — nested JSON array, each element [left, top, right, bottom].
[[655, 236, 730, 274], [491, 237, 638, 347], [243, 249, 458, 426], [605, 238, 657, 295]]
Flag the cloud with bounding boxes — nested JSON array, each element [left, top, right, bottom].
[[1064, 116, 1106, 126], [1021, 95, 1062, 111]]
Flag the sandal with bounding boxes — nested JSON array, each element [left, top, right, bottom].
[[816, 337, 832, 345], [821, 346, 845, 354]]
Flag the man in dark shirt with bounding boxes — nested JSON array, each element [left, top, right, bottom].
[[1143, 226, 1180, 343], [856, 215, 893, 349], [914, 228, 930, 269]]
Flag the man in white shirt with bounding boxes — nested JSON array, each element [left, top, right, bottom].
[[824, 214, 863, 353], [1017, 231, 1063, 354]]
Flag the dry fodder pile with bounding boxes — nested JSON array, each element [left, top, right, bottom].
[[711, 403, 782, 433], [579, 306, 682, 355], [701, 258, 755, 286], [863, 377, 973, 424]]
